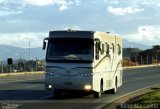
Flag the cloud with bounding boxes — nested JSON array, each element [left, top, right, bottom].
[[6, 19, 21, 23], [0, 0, 81, 17], [104, 0, 119, 4], [54, 0, 74, 11], [107, 6, 144, 16], [137, 0, 160, 6], [22, 0, 54, 6], [0, 3, 23, 16], [125, 25, 160, 46], [0, 1, 24, 16], [0, 10, 23, 16], [62, 25, 82, 30], [22, 0, 81, 9], [104, 0, 160, 6], [59, 4, 69, 11], [0, 32, 47, 48], [51, 0, 80, 11]]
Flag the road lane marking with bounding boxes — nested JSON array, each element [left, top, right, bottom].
[[24, 85, 39, 89], [0, 72, 44, 77], [0, 78, 43, 84], [39, 95, 53, 99]]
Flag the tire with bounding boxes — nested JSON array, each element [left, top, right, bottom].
[[110, 78, 117, 94], [94, 82, 103, 98], [94, 91, 101, 98]]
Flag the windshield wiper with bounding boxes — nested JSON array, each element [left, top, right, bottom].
[[64, 56, 80, 60]]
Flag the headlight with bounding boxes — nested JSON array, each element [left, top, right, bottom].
[[48, 85, 52, 89], [84, 85, 92, 90]]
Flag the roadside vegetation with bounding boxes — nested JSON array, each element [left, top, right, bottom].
[[140, 91, 160, 104], [123, 45, 160, 67], [120, 91, 160, 109], [128, 91, 160, 109], [0, 59, 44, 73]]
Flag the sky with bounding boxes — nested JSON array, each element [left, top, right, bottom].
[[0, 0, 160, 48]]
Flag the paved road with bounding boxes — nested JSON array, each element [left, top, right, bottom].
[[0, 66, 160, 109]]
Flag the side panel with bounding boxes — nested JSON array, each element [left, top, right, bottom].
[[92, 32, 123, 92], [92, 57, 111, 92]]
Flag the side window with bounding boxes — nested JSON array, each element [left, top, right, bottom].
[[106, 43, 110, 54], [101, 43, 105, 55], [112, 44, 115, 53], [118, 44, 121, 55]]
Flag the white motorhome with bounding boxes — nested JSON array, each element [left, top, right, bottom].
[[43, 29, 123, 98]]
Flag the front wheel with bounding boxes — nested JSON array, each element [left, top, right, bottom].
[[94, 82, 103, 98], [54, 89, 61, 99], [94, 91, 101, 98]]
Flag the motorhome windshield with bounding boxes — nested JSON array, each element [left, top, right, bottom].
[[47, 38, 94, 63]]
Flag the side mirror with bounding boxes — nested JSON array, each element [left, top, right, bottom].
[[42, 37, 48, 50], [43, 41, 46, 50]]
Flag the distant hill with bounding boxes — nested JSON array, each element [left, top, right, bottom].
[[0, 45, 45, 61], [0, 39, 151, 61], [123, 39, 151, 50]]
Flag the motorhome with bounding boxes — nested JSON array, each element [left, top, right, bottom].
[[43, 29, 123, 98]]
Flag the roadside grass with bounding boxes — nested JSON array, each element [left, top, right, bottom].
[[127, 91, 160, 109], [140, 91, 160, 104]]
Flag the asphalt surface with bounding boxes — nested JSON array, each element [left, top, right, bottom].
[[0, 66, 160, 109]]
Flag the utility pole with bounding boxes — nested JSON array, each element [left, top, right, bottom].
[[0, 60, 3, 74], [2, 61, 3, 74], [147, 55, 148, 64], [36, 57, 38, 71], [141, 56, 142, 65], [9, 65, 11, 73], [19, 58, 22, 71], [23, 60, 26, 72], [29, 40, 31, 61], [29, 40, 31, 71], [156, 54, 158, 64]]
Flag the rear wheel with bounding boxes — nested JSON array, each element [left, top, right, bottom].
[[110, 78, 117, 94]]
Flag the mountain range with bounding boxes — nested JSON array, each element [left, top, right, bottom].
[[0, 39, 151, 61], [122, 39, 151, 50], [0, 45, 45, 61]]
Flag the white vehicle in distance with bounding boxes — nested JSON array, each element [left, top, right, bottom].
[[43, 29, 123, 98]]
